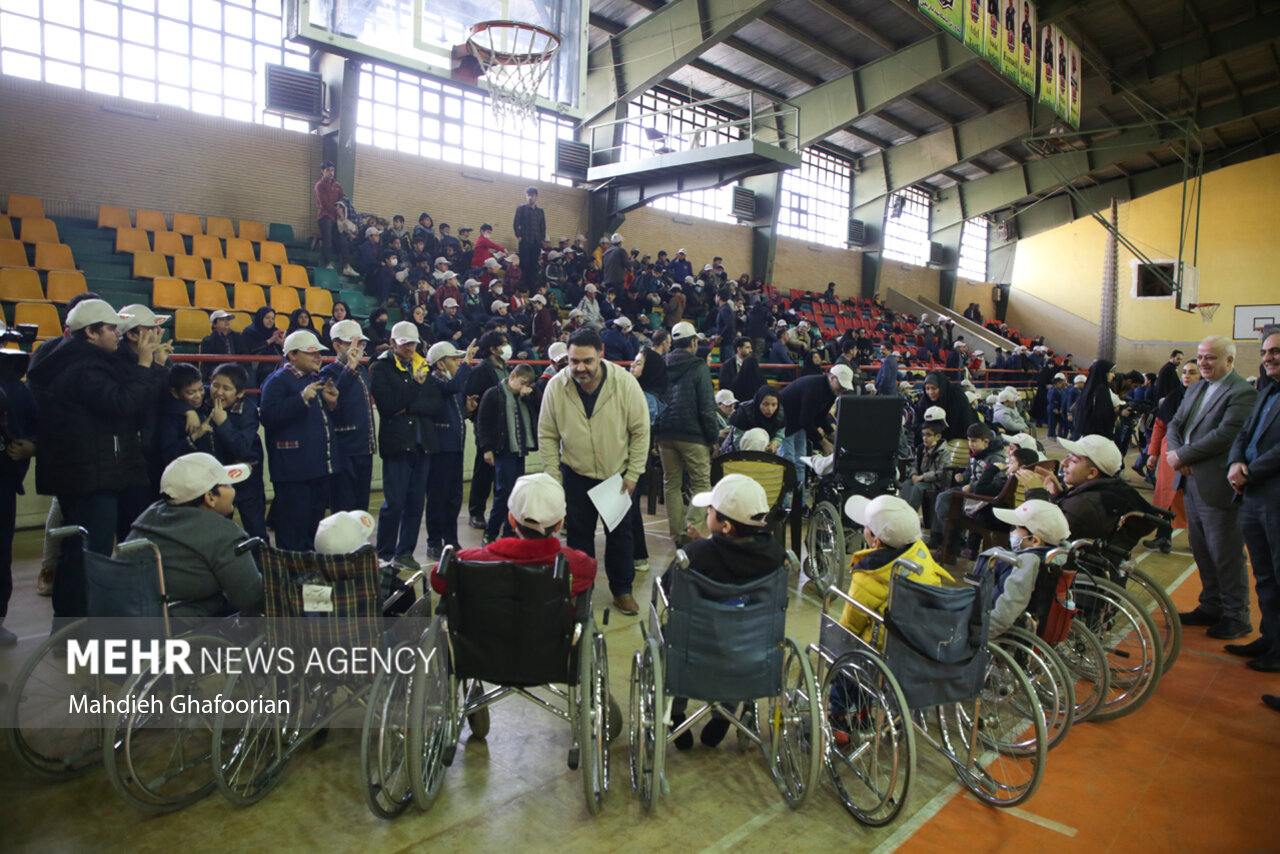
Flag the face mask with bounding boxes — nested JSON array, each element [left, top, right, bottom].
[[1009, 532, 1026, 551], [499, 344, 513, 361]]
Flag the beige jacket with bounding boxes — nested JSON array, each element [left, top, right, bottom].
[[538, 361, 651, 483]]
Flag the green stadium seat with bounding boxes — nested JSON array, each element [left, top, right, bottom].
[[267, 223, 297, 244], [312, 267, 340, 290]]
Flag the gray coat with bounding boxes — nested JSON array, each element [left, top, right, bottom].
[[1167, 369, 1258, 508]]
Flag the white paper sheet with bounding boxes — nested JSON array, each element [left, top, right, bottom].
[[588, 473, 631, 533]]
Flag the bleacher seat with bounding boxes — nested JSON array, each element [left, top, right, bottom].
[[234, 283, 266, 312], [193, 280, 231, 311], [238, 221, 266, 243], [14, 301, 61, 340], [0, 269, 45, 303], [311, 316, 324, 333], [0, 218, 12, 241], [224, 238, 256, 265], [135, 210, 167, 232], [209, 257, 244, 284], [46, 270, 87, 303], [132, 252, 169, 279], [173, 255, 208, 281], [97, 205, 131, 230], [34, 243, 76, 272], [173, 213, 203, 237], [305, 287, 333, 317], [115, 228, 151, 254], [229, 311, 252, 333], [206, 217, 235, 240], [267, 223, 296, 245], [269, 286, 301, 314], [152, 277, 192, 310], [280, 263, 309, 289], [152, 231, 187, 257], [20, 218, 59, 245], [5, 195, 43, 219], [192, 234, 223, 260], [259, 241, 288, 266], [174, 309, 210, 343], [312, 267, 340, 290]]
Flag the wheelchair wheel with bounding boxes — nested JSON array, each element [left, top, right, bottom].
[[1071, 576, 1163, 722], [805, 501, 846, 594], [407, 618, 455, 811], [102, 634, 233, 814], [821, 649, 915, 827], [628, 636, 665, 811], [4, 619, 103, 780], [577, 624, 609, 815], [1123, 567, 1181, 675], [211, 667, 303, 805], [360, 641, 416, 819], [463, 679, 490, 739], [994, 627, 1074, 751], [763, 638, 821, 808], [936, 644, 1046, 808], [1053, 621, 1110, 723]]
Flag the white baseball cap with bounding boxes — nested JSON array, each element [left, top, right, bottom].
[[547, 250, 562, 260], [670, 282, 682, 291], [829, 364, 855, 391], [328, 319, 367, 342], [993, 500, 1070, 545], [1053, 372, 1066, 381], [1007, 433, 1038, 451], [923, 405, 948, 423], [434, 256, 448, 265], [715, 389, 738, 406], [776, 319, 789, 328], [530, 294, 546, 305], [739, 428, 770, 452], [484, 257, 499, 268], [491, 300, 508, 313], [671, 321, 698, 340], [985, 394, 999, 405], [1073, 374, 1086, 384], [684, 275, 695, 284], [1058, 435, 1123, 476], [584, 283, 598, 293], [365, 226, 381, 237], [616, 316, 633, 330], [690, 474, 770, 527], [465, 278, 481, 289], [210, 309, 234, 322], [160, 452, 251, 504], [314, 511, 376, 554], [283, 330, 326, 353], [66, 299, 129, 331], [703, 263, 713, 271], [676, 248, 687, 255], [442, 270, 458, 280], [997, 388, 1020, 404], [547, 341, 568, 362], [610, 232, 624, 244], [442, 297, 459, 308], [390, 320, 420, 345], [117, 303, 171, 333], [508, 473, 567, 531], [426, 340, 465, 364], [843, 494, 920, 548]]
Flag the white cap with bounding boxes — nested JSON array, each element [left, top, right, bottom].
[[117, 303, 170, 332], [390, 321, 420, 344], [776, 319, 788, 328], [715, 389, 738, 406], [210, 309, 234, 322], [465, 278, 480, 289], [328, 319, 367, 342], [616, 316, 632, 330], [993, 500, 1070, 545], [443, 297, 459, 308], [426, 340, 466, 364], [690, 474, 770, 527], [547, 250, 562, 260], [314, 510, 376, 554], [506, 254, 519, 264], [365, 226, 381, 237], [829, 364, 855, 391], [484, 257, 499, 268], [1053, 372, 1066, 381], [703, 264, 713, 271], [547, 341, 568, 362], [66, 299, 129, 331], [684, 275, 695, 284], [923, 405, 947, 423], [986, 394, 999, 405], [610, 233, 624, 244], [798, 320, 809, 330], [442, 270, 458, 280], [998, 388, 1020, 403], [843, 494, 920, 548], [530, 294, 546, 305], [1008, 433, 1038, 451], [1059, 435, 1123, 476], [491, 300, 508, 313], [160, 452, 251, 504], [508, 472, 567, 531], [677, 248, 687, 255], [283, 330, 326, 353], [584, 283, 598, 294], [739, 428, 769, 452], [960, 379, 975, 390], [671, 320, 698, 340], [864, 382, 877, 393], [434, 256, 447, 265], [964, 390, 981, 404], [1073, 374, 1086, 384], [568, 308, 584, 318]]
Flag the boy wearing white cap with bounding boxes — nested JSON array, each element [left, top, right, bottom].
[[898, 420, 947, 510], [198, 309, 241, 381], [127, 453, 263, 617], [424, 338, 478, 559], [1016, 434, 1131, 539], [321, 319, 376, 513], [986, 499, 1071, 635], [113, 303, 175, 539], [993, 387, 1030, 434]]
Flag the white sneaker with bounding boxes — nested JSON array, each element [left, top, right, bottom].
[[634, 559, 649, 573], [324, 262, 335, 270], [342, 265, 359, 277]]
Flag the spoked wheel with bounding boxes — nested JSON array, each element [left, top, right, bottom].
[[103, 634, 233, 813], [1122, 567, 1181, 674], [360, 641, 416, 819], [762, 638, 822, 808], [994, 628, 1074, 751], [211, 667, 304, 805], [577, 626, 608, 815], [1071, 576, 1163, 722], [628, 637, 665, 811], [5, 619, 103, 780], [805, 501, 847, 594], [462, 679, 490, 739], [1053, 621, 1110, 723], [936, 644, 1046, 808], [407, 618, 455, 811], [821, 649, 915, 826]]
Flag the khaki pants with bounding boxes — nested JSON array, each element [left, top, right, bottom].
[[658, 440, 711, 541]]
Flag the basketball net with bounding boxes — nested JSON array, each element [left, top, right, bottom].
[[1191, 303, 1219, 324], [466, 21, 561, 127]]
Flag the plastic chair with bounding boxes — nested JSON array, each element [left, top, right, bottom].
[[131, 251, 169, 279], [172, 254, 208, 281], [269, 286, 301, 314], [209, 258, 244, 284], [115, 228, 151, 254], [229, 311, 252, 332], [0, 269, 46, 302], [192, 280, 232, 311], [0, 240, 28, 268], [98, 205, 131, 230], [191, 234, 223, 260], [305, 287, 333, 317], [238, 221, 266, 243], [224, 238, 256, 265], [0, 217, 12, 241], [174, 309, 211, 343], [19, 218, 59, 245], [46, 270, 87, 303], [234, 284, 267, 313], [152, 231, 187, 257], [14, 301, 62, 340], [280, 263, 309, 288], [172, 213, 203, 237], [135, 210, 167, 232], [311, 315, 324, 333], [35, 243, 76, 272], [152, 277, 192, 310], [206, 217, 235, 241], [258, 241, 288, 266], [5, 195, 43, 219], [267, 223, 296, 244], [246, 260, 278, 287]]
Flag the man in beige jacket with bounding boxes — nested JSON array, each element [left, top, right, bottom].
[[539, 328, 651, 614]]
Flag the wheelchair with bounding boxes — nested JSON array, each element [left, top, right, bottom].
[[813, 558, 1047, 821], [629, 550, 820, 812], [402, 546, 616, 817]]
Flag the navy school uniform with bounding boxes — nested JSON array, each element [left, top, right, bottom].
[[157, 393, 214, 469], [426, 362, 472, 552], [0, 378, 38, 623], [320, 358, 376, 513], [211, 394, 267, 541], [259, 364, 339, 551]]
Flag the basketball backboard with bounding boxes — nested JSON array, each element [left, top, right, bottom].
[[287, 0, 587, 116], [1233, 304, 1280, 340]]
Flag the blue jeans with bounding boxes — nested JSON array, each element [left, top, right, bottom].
[[485, 454, 526, 540], [377, 452, 430, 559], [780, 431, 808, 504]]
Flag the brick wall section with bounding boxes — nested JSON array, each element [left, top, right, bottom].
[[773, 235, 862, 298], [620, 205, 751, 276]]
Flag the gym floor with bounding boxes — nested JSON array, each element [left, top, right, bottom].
[[3, 442, 1277, 853]]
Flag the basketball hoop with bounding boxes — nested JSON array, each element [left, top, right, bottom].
[[1189, 303, 1220, 324], [465, 21, 561, 126]]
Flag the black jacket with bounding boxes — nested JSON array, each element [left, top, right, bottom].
[[676, 531, 785, 585], [656, 348, 719, 445], [778, 373, 836, 444], [475, 383, 537, 456], [369, 352, 444, 456], [512, 203, 546, 245], [463, 358, 508, 421], [27, 337, 156, 498]]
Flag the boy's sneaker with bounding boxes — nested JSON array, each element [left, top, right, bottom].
[[394, 553, 420, 571], [36, 565, 54, 597], [671, 713, 693, 751], [634, 559, 649, 573], [341, 265, 359, 277]]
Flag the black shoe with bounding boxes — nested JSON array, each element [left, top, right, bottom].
[[468, 514, 486, 529], [1247, 654, 1280, 673], [1178, 609, 1219, 627], [671, 713, 693, 751], [1263, 694, 1280, 712], [1143, 537, 1172, 554], [426, 545, 442, 560], [0, 624, 16, 647], [1224, 638, 1273, 658], [1206, 618, 1252, 640], [700, 715, 730, 748]]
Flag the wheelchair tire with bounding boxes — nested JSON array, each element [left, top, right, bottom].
[[763, 637, 822, 809], [994, 627, 1075, 751], [4, 619, 103, 780], [577, 625, 608, 815], [805, 501, 847, 595], [360, 640, 416, 819], [1071, 576, 1163, 722], [211, 665, 301, 805], [821, 648, 915, 827], [1054, 621, 1110, 723], [1124, 567, 1182, 675], [407, 618, 455, 812], [463, 680, 490, 739], [628, 637, 664, 811]]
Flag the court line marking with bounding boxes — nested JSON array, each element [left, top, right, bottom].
[[999, 803, 1079, 837], [869, 782, 962, 854], [697, 800, 790, 854]]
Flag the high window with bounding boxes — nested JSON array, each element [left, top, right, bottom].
[[777, 147, 852, 248], [882, 186, 932, 265], [958, 216, 990, 281]]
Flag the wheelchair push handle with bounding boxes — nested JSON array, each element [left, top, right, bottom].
[[47, 525, 89, 545], [234, 536, 267, 556]]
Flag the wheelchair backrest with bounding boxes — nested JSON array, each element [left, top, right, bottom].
[[663, 566, 788, 704], [834, 394, 902, 476], [261, 545, 383, 651], [714, 452, 798, 514], [85, 544, 165, 621]]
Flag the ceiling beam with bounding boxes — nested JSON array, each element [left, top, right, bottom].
[[1112, 0, 1158, 54], [722, 35, 823, 85], [1141, 8, 1280, 81], [806, 0, 898, 53], [759, 13, 852, 69], [842, 125, 893, 150], [904, 94, 955, 125], [936, 78, 991, 113], [874, 111, 923, 138]]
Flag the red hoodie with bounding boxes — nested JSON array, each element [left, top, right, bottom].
[[430, 536, 597, 596]]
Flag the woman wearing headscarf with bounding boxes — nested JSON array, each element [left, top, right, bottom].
[[238, 305, 285, 388], [1142, 360, 1202, 552], [913, 371, 976, 442], [1071, 358, 1117, 440], [363, 307, 392, 355], [408, 303, 433, 353], [730, 351, 766, 402], [319, 300, 351, 349], [1030, 359, 1057, 426], [724, 385, 786, 454], [285, 307, 313, 336]]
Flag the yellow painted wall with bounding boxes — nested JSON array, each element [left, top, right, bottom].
[[620, 205, 752, 277], [953, 277, 998, 320], [880, 261, 941, 304], [773, 236, 861, 298]]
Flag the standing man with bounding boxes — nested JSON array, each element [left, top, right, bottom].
[[1227, 328, 1280, 673], [538, 329, 650, 615], [512, 186, 546, 284], [601, 233, 627, 293], [656, 321, 720, 545], [313, 160, 344, 270], [321, 320, 376, 513], [1154, 349, 1184, 400], [1166, 335, 1258, 640], [875, 343, 899, 397], [778, 364, 855, 491], [260, 329, 340, 551]]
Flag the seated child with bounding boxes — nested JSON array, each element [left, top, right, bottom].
[[961, 445, 1041, 531], [929, 422, 1004, 555], [899, 418, 947, 510], [314, 510, 377, 554], [158, 363, 215, 466], [987, 499, 1071, 636], [208, 363, 267, 541]]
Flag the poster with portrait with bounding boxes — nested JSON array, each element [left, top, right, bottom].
[[1039, 24, 1057, 111], [1067, 41, 1082, 126], [1001, 0, 1019, 80], [984, 0, 1003, 65], [1018, 1, 1037, 94], [964, 0, 985, 52], [920, 0, 965, 39], [1055, 28, 1069, 119]]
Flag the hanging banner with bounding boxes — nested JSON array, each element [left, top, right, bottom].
[[1001, 0, 1019, 80], [920, 0, 964, 39], [964, 0, 985, 53], [984, 0, 1003, 65], [1067, 42, 1082, 126], [1039, 24, 1057, 111], [1055, 28, 1069, 120], [1019, 1, 1037, 94]]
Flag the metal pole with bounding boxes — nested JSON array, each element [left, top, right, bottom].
[[1099, 198, 1119, 362]]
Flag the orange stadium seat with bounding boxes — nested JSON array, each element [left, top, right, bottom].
[[172, 213, 203, 236], [174, 309, 211, 344], [172, 255, 208, 281], [238, 220, 266, 243], [34, 243, 76, 272], [280, 263, 309, 289], [269, 285, 301, 314], [209, 258, 244, 284], [234, 283, 266, 313], [258, 241, 289, 266], [228, 311, 252, 333], [152, 277, 192, 310], [0, 217, 12, 241], [115, 228, 151, 254], [206, 217, 235, 240], [311, 316, 324, 333], [191, 234, 223, 260], [152, 231, 188, 257], [193, 280, 231, 311], [0, 269, 46, 303], [14, 301, 61, 340], [20, 218, 59, 244], [1, 240, 31, 267], [224, 237, 256, 264], [97, 205, 131, 230], [246, 260, 278, 287], [305, 287, 333, 316], [46, 270, 87, 303], [132, 251, 169, 279], [135, 210, 167, 232], [5, 195, 43, 219]]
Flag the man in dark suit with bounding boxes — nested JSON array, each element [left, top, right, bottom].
[[1227, 328, 1280, 675], [1153, 349, 1184, 400], [1167, 335, 1258, 640]]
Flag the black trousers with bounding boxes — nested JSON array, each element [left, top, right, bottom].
[[330, 452, 373, 513], [0, 481, 15, 621], [271, 477, 330, 552], [518, 239, 541, 286], [468, 454, 494, 518], [53, 491, 119, 622], [562, 465, 634, 597]]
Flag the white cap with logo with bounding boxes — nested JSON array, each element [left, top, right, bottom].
[[715, 389, 738, 406], [508, 473, 567, 531], [828, 364, 855, 391], [843, 494, 920, 548], [923, 405, 948, 423], [1058, 435, 1123, 476], [283, 330, 326, 353], [426, 340, 465, 364], [690, 474, 770, 527], [993, 500, 1070, 545], [117, 303, 171, 333], [547, 341, 568, 362], [1007, 433, 1038, 451], [314, 511, 376, 554], [161, 452, 250, 504], [328, 319, 367, 342], [66, 299, 129, 331], [390, 320, 420, 345], [998, 388, 1019, 404], [671, 320, 697, 340]]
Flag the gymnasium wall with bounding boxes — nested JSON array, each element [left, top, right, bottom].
[[772, 237, 861, 298], [619, 205, 752, 276]]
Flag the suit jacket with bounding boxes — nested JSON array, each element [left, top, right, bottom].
[[1228, 378, 1280, 500], [1166, 370, 1257, 507]]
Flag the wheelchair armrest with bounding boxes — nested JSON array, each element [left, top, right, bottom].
[[48, 525, 89, 546], [823, 583, 886, 626], [235, 536, 266, 556]]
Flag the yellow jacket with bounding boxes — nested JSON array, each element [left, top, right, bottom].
[[839, 540, 955, 648]]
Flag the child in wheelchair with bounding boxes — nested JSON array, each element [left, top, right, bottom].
[[984, 499, 1072, 636]]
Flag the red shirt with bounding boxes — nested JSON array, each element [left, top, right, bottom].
[[430, 537, 597, 596], [470, 234, 506, 269], [314, 176, 344, 221]]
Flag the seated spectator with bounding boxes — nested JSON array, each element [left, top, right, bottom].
[[602, 316, 639, 363], [1017, 434, 1133, 539], [363, 307, 392, 355], [198, 309, 240, 381], [929, 423, 1004, 556], [993, 387, 1031, 434], [899, 417, 947, 510], [986, 499, 1071, 636], [239, 306, 285, 388], [353, 226, 382, 278]]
